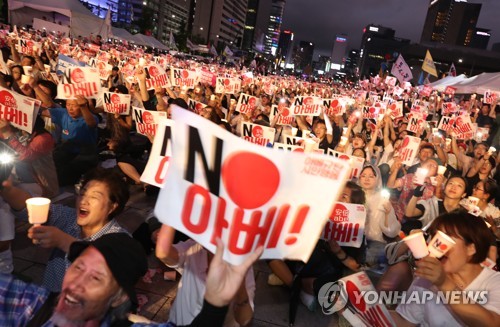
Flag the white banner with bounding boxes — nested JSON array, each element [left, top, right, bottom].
[[102, 92, 131, 115], [132, 106, 167, 136], [399, 135, 421, 166], [0, 87, 39, 133], [390, 54, 413, 85], [154, 106, 351, 265], [322, 202, 366, 248], [56, 67, 101, 99]]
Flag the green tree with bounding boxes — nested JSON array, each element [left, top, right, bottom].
[[175, 20, 188, 52], [136, 6, 154, 35]]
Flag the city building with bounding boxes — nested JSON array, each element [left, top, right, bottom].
[[242, 0, 286, 54], [148, 0, 190, 44], [344, 49, 360, 79], [470, 27, 491, 49], [315, 55, 330, 74], [80, 0, 142, 26], [358, 24, 410, 78], [277, 29, 294, 66], [293, 41, 314, 72], [330, 34, 348, 72], [420, 0, 482, 47], [190, 0, 247, 49]]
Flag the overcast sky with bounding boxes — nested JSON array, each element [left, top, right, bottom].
[[281, 0, 500, 59]]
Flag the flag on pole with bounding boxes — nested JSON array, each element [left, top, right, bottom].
[[417, 71, 425, 85], [448, 63, 456, 77], [98, 9, 112, 40], [186, 39, 195, 50], [223, 45, 233, 57], [390, 54, 413, 85], [210, 44, 218, 56], [422, 50, 438, 77]]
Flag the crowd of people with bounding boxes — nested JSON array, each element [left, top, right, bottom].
[[0, 25, 499, 326]]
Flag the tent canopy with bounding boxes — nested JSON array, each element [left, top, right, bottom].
[[132, 33, 168, 50], [8, 0, 110, 39]]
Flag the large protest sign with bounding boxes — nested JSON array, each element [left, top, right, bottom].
[[387, 101, 403, 119], [406, 111, 425, 134], [235, 93, 258, 115], [442, 102, 458, 115], [215, 77, 241, 94], [484, 90, 497, 104], [97, 61, 112, 80], [241, 121, 276, 147], [188, 98, 206, 113], [438, 115, 455, 132], [154, 106, 351, 265], [56, 67, 101, 99], [17, 39, 40, 56], [144, 64, 171, 90], [56, 54, 87, 75], [453, 114, 474, 139], [322, 98, 345, 116], [327, 149, 365, 180], [170, 68, 199, 88], [269, 104, 294, 126], [0, 87, 38, 133], [141, 118, 175, 187], [362, 104, 386, 120], [322, 202, 365, 248], [336, 272, 396, 327], [398, 135, 421, 165], [290, 96, 322, 116], [102, 92, 131, 115], [132, 106, 167, 136]]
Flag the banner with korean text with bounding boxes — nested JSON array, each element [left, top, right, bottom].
[[0, 86, 39, 133], [154, 106, 351, 264], [56, 67, 101, 99], [102, 92, 131, 115], [322, 202, 365, 248]]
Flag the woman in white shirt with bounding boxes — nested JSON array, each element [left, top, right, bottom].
[[393, 211, 500, 326], [358, 165, 401, 267]]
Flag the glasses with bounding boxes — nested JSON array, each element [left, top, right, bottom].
[[473, 186, 485, 192]]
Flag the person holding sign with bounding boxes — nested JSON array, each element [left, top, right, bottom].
[[42, 95, 99, 186], [392, 212, 500, 327]]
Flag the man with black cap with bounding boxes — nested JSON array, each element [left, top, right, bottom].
[[0, 233, 263, 326]]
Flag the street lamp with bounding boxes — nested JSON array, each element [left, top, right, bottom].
[[458, 58, 463, 63], [200, 27, 204, 30]]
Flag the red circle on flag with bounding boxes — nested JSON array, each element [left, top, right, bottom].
[[282, 108, 290, 116], [248, 97, 257, 106], [304, 97, 313, 105], [221, 152, 280, 209], [369, 107, 376, 113]]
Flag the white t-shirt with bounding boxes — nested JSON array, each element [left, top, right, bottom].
[[168, 239, 256, 327], [396, 268, 500, 326]]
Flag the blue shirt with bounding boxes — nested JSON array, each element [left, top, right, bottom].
[[49, 107, 98, 149]]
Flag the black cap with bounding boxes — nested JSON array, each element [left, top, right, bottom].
[[68, 233, 147, 309]]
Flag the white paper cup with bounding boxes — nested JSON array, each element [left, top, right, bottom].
[[403, 232, 429, 259], [414, 168, 429, 185], [427, 231, 456, 258], [339, 136, 348, 146], [291, 127, 298, 136], [21, 74, 30, 84], [303, 139, 317, 152], [44, 64, 51, 73], [22, 65, 32, 76], [468, 196, 479, 207], [26, 197, 51, 225], [437, 165, 447, 175]]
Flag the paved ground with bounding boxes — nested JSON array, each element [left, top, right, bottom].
[[11, 184, 342, 326]]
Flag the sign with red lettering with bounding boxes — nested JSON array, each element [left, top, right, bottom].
[[97, 61, 112, 80], [215, 77, 241, 94], [187, 98, 206, 114], [199, 69, 217, 86], [406, 111, 425, 134], [141, 117, 175, 187], [442, 102, 458, 115], [438, 115, 456, 132], [170, 68, 199, 88], [236, 93, 258, 115], [145, 64, 171, 90], [387, 101, 403, 119], [270, 104, 294, 126], [102, 92, 131, 115], [362, 103, 386, 120], [419, 85, 432, 97], [385, 76, 397, 87], [290, 96, 322, 116], [241, 121, 275, 147], [17, 39, 40, 56], [484, 90, 497, 104], [476, 127, 489, 142], [398, 135, 421, 165], [322, 98, 345, 116], [0, 86, 38, 133], [154, 106, 351, 264], [56, 67, 101, 99], [338, 272, 395, 326], [132, 106, 167, 137], [327, 149, 365, 180], [322, 202, 365, 248], [453, 114, 474, 139], [444, 86, 457, 96]]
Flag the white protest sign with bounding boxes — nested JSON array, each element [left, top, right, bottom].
[[438, 115, 456, 132], [132, 106, 167, 136], [17, 39, 40, 56], [406, 111, 425, 134], [236, 93, 258, 115], [0, 87, 38, 133], [102, 92, 131, 115], [170, 68, 199, 88], [241, 121, 276, 147], [337, 272, 396, 326], [484, 90, 497, 104], [398, 135, 421, 165], [362, 104, 386, 120], [141, 117, 175, 187], [442, 102, 458, 115], [322, 202, 366, 248], [290, 96, 322, 116], [476, 127, 489, 142], [154, 106, 351, 265], [145, 64, 171, 90], [187, 98, 206, 113], [322, 98, 345, 116], [387, 101, 403, 119], [97, 61, 112, 80], [215, 77, 241, 94], [327, 149, 365, 180], [56, 67, 101, 99], [270, 104, 294, 126], [385, 76, 397, 87], [453, 114, 475, 139]]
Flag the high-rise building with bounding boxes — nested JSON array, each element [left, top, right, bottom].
[[330, 34, 348, 72], [470, 27, 491, 49], [277, 29, 294, 64], [148, 0, 190, 44], [293, 41, 314, 71], [420, 0, 482, 47], [242, 0, 286, 54], [190, 0, 247, 49], [80, 0, 144, 27]]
